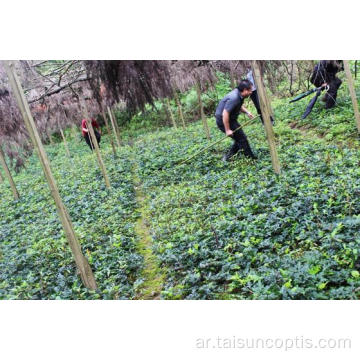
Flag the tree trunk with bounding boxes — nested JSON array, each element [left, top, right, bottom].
[[3, 60, 97, 290], [0, 146, 19, 199], [251, 61, 281, 174], [343, 61, 360, 134], [195, 81, 210, 140]]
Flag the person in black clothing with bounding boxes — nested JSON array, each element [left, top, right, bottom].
[[310, 60, 343, 109], [215, 79, 257, 161]]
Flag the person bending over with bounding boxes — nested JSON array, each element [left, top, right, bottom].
[[215, 79, 257, 161], [82, 117, 101, 150]]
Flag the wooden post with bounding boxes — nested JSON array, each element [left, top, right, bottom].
[[46, 128, 54, 145], [111, 108, 122, 146], [0, 170, 3, 183], [174, 92, 186, 129], [107, 106, 121, 148], [343, 60, 360, 133], [102, 110, 117, 156], [230, 61, 236, 89], [195, 81, 211, 140], [0, 146, 19, 199], [82, 102, 111, 189], [3, 61, 97, 290], [58, 124, 71, 159], [166, 98, 177, 129], [251, 60, 281, 174]]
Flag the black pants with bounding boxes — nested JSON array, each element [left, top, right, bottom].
[[324, 77, 342, 109], [216, 117, 255, 158], [84, 131, 101, 150], [250, 90, 274, 124]]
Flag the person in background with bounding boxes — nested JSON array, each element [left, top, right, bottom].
[[82, 117, 101, 150], [246, 69, 275, 125], [310, 60, 343, 109], [215, 79, 257, 162]]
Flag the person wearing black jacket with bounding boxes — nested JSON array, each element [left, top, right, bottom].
[[215, 79, 257, 161], [310, 60, 343, 109]]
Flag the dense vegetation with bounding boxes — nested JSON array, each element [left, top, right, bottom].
[[1, 68, 359, 299]]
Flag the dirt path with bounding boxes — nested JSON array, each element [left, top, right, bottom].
[[130, 151, 165, 300]]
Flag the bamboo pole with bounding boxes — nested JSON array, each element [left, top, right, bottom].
[[251, 61, 281, 174], [83, 102, 111, 189], [58, 124, 71, 159], [230, 61, 236, 89], [3, 60, 97, 290], [166, 98, 177, 129], [102, 110, 117, 156], [111, 108, 122, 145], [46, 128, 54, 145], [195, 81, 211, 140], [107, 106, 121, 148], [343, 60, 360, 133], [0, 146, 19, 199], [174, 92, 186, 129]]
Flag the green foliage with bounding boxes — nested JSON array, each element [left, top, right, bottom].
[[129, 109, 360, 299], [0, 138, 143, 299], [1, 65, 360, 300]]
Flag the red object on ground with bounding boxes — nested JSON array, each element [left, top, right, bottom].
[[81, 118, 99, 136]]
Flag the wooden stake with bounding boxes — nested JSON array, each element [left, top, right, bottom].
[[251, 61, 281, 174], [58, 125, 71, 159], [195, 81, 211, 140], [166, 98, 177, 129], [343, 60, 360, 133], [174, 92, 186, 129], [102, 110, 117, 156], [111, 108, 122, 142], [107, 106, 121, 148], [82, 102, 111, 189], [46, 128, 54, 145], [3, 61, 97, 290], [0, 146, 19, 199]]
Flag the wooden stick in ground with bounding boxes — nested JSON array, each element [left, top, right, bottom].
[[251, 60, 281, 174], [195, 81, 211, 140], [107, 106, 121, 148], [58, 124, 71, 159], [111, 108, 122, 145], [0, 146, 20, 199], [174, 91, 186, 129], [3, 60, 97, 290], [102, 110, 117, 156], [46, 128, 54, 145], [83, 102, 111, 189], [0, 170, 3, 182], [166, 98, 177, 129], [343, 60, 360, 133]]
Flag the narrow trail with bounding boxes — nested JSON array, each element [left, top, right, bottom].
[[130, 149, 165, 300]]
